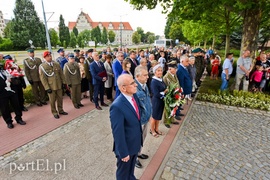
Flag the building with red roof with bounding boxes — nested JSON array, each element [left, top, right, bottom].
[[68, 11, 133, 45]]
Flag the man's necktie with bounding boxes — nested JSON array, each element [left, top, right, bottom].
[[133, 59, 137, 66], [132, 97, 140, 120]]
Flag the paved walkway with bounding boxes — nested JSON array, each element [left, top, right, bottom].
[[159, 101, 270, 179]]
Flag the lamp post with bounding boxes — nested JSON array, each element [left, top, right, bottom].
[[41, 0, 52, 52], [119, 14, 127, 50]]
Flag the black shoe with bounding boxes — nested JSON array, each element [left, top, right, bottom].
[[180, 107, 184, 110], [22, 107, 28, 111], [74, 105, 80, 109], [17, 120, 26, 125], [172, 121, 179, 125], [7, 123, 14, 129], [96, 106, 102, 110], [175, 116, 181, 120], [41, 102, 47, 105], [138, 154, 148, 159], [165, 124, 171, 128], [179, 113, 185, 116], [37, 103, 42, 107], [59, 112, 68, 115], [135, 159, 142, 168], [54, 114, 60, 119], [78, 104, 84, 107], [101, 103, 109, 107]]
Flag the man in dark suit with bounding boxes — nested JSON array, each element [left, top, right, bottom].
[[110, 74, 142, 180], [90, 52, 108, 110], [0, 68, 26, 129], [177, 55, 192, 96], [126, 50, 138, 77], [112, 51, 124, 99]]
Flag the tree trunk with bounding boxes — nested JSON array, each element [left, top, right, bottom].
[[225, 34, 230, 56], [204, 39, 207, 50], [240, 8, 261, 59], [212, 35, 216, 49]]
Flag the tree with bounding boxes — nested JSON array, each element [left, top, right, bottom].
[[69, 31, 77, 48], [77, 30, 91, 48], [132, 31, 141, 44], [49, 28, 59, 47], [147, 34, 155, 44], [73, 26, 79, 37], [10, 0, 46, 49], [3, 21, 13, 38], [136, 27, 146, 42], [108, 30, 116, 44], [101, 27, 108, 45], [91, 26, 101, 46], [59, 15, 70, 47]]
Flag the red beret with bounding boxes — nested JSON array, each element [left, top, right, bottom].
[[43, 51, 51, 58]]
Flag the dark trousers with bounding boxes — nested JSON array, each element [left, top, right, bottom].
[[105, 87, 113, 99], [11, 84, 24, 109], [0, 94, 22, 124], [89, 82, 94, 101], [116, 154, 137, 180], [93, 83, 104, 107]]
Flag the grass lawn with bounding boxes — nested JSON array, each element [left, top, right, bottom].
[[198, 75, 235, 93]]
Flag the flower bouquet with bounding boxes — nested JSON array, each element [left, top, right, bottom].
[[164, 83, 185, 123]]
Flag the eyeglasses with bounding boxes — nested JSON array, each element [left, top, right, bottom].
[[120, 55, 124, 57], [123, 81, 136, 86]]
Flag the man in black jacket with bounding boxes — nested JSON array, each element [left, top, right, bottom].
[[0, 67, 26, 129]]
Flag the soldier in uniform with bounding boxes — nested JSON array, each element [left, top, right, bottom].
[[23, 48, 47, 107], [63, 54, 83, 109], [39, 51, 68, 119], [74, 49, 80, 63], [163, 62, 183, 128], [86, 49, 94, 102], [56, 48, 68, 69], [193, 48, 205, 87]]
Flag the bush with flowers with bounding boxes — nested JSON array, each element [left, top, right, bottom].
[[164, 83, 185, 123]]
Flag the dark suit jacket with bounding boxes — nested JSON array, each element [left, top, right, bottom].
[[110, 93, 142, 158], [177, 64, 192, 95], [90, 61, 106, 85], [112, 60, 123, 86], [127, 58, 138, 77], [0, 73, 14, 99]]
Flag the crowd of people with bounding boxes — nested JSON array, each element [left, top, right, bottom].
[[2, 45, 269, 179]]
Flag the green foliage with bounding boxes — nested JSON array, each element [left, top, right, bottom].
[[101, 27, 108, 45], [77, 30, 91, 48], [10, 0, 46, 49], [58, 15, 70, 47], [72, 26, 79, 37], [69, 32, 77, 48], [132, 31, 141, 44], [49, 28, 59, 47], [108, 30, 116, 43], [23, 85, 35, 104], [0, 38, 13, 51], [91, 26, 101, 46], [136, 27, 145, 42], [3, 21, 12, 38], [197, 76, 270, 111]]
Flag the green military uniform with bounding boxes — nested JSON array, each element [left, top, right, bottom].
[[23, 56, 46, 105], [85, 57, 94, 101], [163, 71, 179, 125], [63, 62, 82, 108], [39, 61, 66, 116]]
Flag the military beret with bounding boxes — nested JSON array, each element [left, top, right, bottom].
[[26, 48, 34, 53], [191, 48, 202, 53], [167, 61, 177, 68], [43, 51, 51, 58], [3, 55, 12, 60], [87, 49, 93, 53], [57, 48, 64, 53], [79, 56, 85, 59], [68, 53, 75, 58], [74, 49, 80, 53]]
